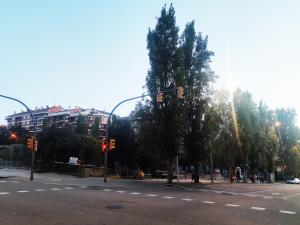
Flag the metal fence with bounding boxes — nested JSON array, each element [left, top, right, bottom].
[[0, 159, 30, 169]]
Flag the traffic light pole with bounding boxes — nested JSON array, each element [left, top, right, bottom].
[[103, 87, 180, 182], [0, 95, 37, 181]]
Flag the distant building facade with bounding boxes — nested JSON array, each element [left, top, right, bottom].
[[5, 106, 109, 136]]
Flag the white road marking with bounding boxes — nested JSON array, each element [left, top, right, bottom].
[[146, 194, 157, 197], [279, 210, 296, 215], [285, 192, 300, 199], [35, 189, 46, 192], [64, 187, 74, 190], [226, 204, 240, 207], [116, 190, 126, 193], [0, 192, 10, 195], [199, 189, 208, 192], [181, 198, 193, 201], [263, 196, 273, 199], [163, 196, 175, 199], [50, 188, 60, 191], [11, 181, 20, 183], [0, 181, 7, 183], [186, 188, 194, 191], [102, 189, 112, 192], [79, 186, 87, 189], [18, 190, 29, 193], [202, 201, 215, 204], [250, 190, 272, 194], [213, 190, 222, 194], [271, 193, 280, 195], [251, 207, 266, 211], [130, 192, 141, 195]]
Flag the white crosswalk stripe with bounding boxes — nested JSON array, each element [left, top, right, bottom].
[[163, 196, 175, 199], [64, 187, 74, 190], [145, 194, 157, 197], [50, 188, 60, 191], [181, 198, 193, 201], [251, 207, 265, 211], [18, 190, 29, 193], [279, 210, 296, 215], [35, 189, 46, 192], [202, 201, 215, 204], [102, 189, 112, 192], [226, 204, 240, 207], [0, 192, 10, 195]]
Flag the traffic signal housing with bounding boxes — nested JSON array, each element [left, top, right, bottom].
[[101, 138, 107, 152], [109, 139, 116, 150], [156, 92, 164, 103], [177, 86, 184, 99], [27, 137, 34, 150]]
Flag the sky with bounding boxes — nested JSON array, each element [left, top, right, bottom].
[[1, 0, 300, 125]]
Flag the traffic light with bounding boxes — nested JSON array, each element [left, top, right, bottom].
[[109, 139, 116, 150], [177, 86, 184, 99], [156, 92, 164, 103], [27, 137, 34, 150], [101, 138, 107, 152]]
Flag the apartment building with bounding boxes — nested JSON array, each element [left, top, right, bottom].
[[5, 106, 110, 136]]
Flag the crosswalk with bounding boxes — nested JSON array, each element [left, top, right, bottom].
[[0, 180, 297, 216]]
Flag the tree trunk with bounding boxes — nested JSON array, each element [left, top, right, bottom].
[[193, 163, 199, 183], [167, 160, 174, 185]]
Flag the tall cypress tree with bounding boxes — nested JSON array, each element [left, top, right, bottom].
[[180, 22, 215, 182], [146, 4, 185, 184]]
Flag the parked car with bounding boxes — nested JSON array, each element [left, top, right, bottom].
[[286, 178, 300, 184]]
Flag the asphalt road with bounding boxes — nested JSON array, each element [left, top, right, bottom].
[[0, 177, 299, 225]]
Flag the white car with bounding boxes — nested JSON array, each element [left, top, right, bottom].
[[286, 178, 300, 184]]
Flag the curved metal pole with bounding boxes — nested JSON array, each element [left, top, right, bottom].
[[103, 87, 179, 182], [0, 94, 37, 181], [103, 94, 148, 182]]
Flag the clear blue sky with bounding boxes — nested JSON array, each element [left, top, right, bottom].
[[1, 0, 300, 125]]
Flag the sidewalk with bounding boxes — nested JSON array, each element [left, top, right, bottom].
[[0, 168, 229, 187], [0, 168, 118, 187]]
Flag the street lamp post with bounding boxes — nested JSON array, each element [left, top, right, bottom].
[[0, 94, 37, 181]]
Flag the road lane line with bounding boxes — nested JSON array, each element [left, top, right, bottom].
[[163, 196, 175, 199], [64, 187, 74, 190], [251, 207, 265, 211], [35, 189, 46, 192], [0, 192, 10, 195], [102, 189, 112, 192], [79, 186, 87, 189], [181, 198, 193, 201], [250, 190, 272, 194], [263, 196, 273, 199], [50, 188, 61, 191], [17, 190, 29, 193], [11, 181, 20, 183], [271, 193, 280, 195], [130, 192, 141, 195], [202, 201, 215, 204], [279, 210, 296, 215], [116, 190, 126, 193], [146, 194, 157, 197], [225, 204, 240, 207], [0, 181, 7, 183]]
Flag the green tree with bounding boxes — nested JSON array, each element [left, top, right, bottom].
[[146, 4, 185, 184], [180, 21, 215, 183]]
